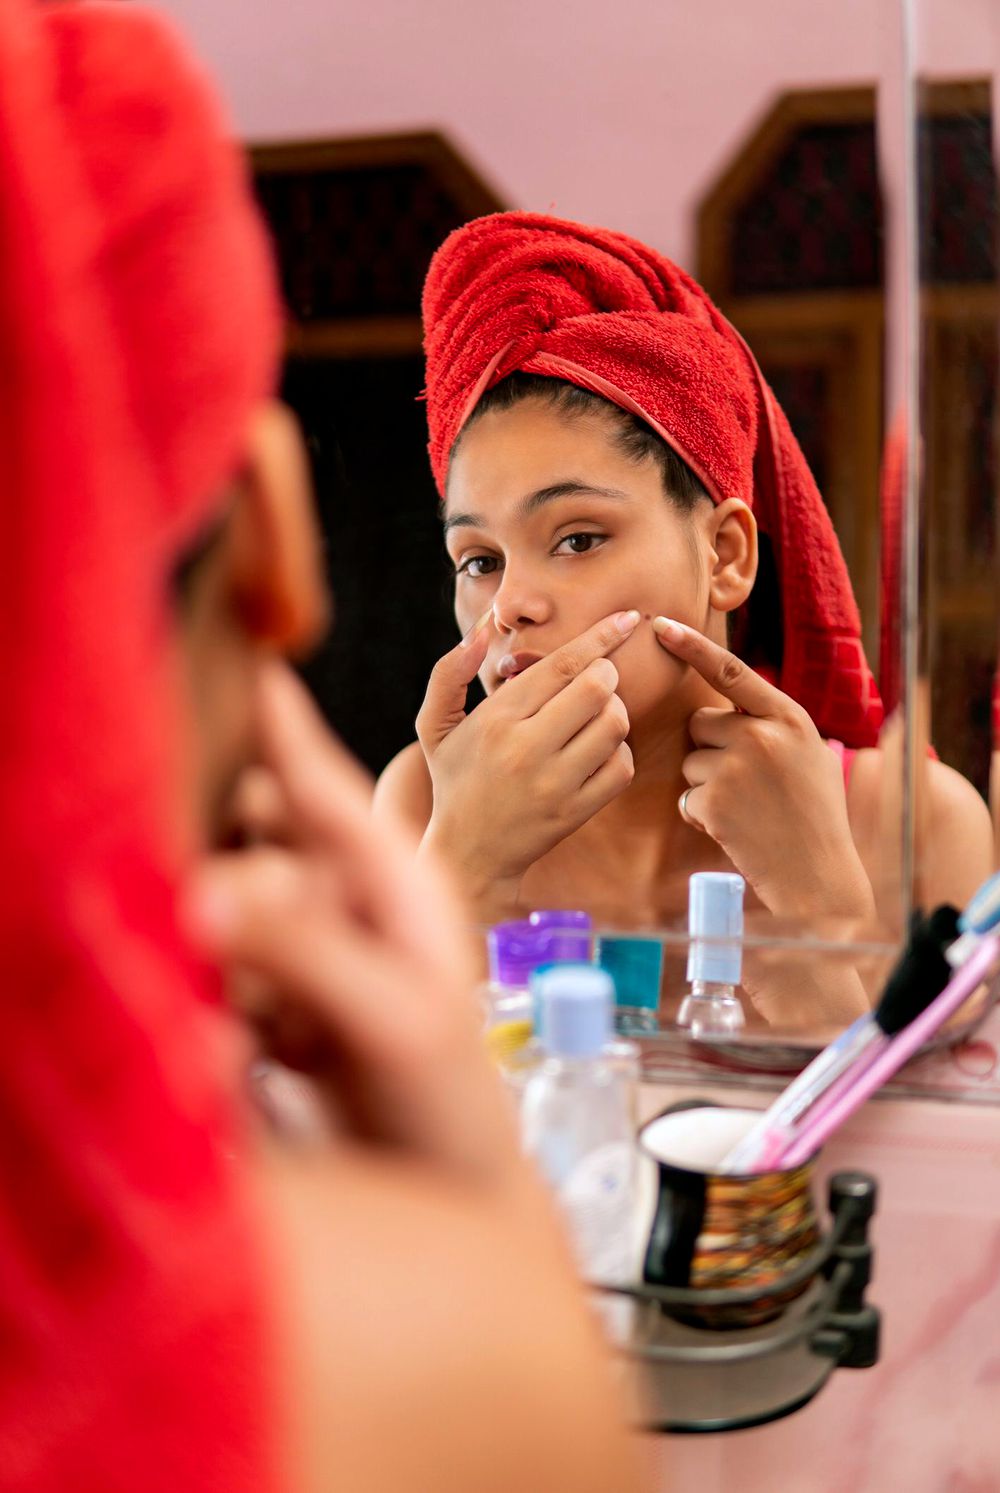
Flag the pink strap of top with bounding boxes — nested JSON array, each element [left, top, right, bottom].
[[826, 737, 857, 790]]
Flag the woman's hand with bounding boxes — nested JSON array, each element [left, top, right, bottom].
[[183, 663, 643, 1493], [416, 609, 641, 912], [653, 617, 876, 928], [184, 660, 519, 1177]]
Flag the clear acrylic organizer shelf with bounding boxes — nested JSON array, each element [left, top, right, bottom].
[[593, 1172, 880, 1434]]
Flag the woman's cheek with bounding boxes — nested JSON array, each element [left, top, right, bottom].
[[612, 624, 686, 719]]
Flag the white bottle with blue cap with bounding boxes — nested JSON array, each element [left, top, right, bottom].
[[677, 871, 746, 1036], [521, 965, 637, 1285]]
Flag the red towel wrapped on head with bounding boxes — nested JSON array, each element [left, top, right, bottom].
[[423, 212, 883, 749], [0, 1, 280, 1488]]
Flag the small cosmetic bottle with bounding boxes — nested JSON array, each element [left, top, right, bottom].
[[521, 965, 639, 1284], [528, 907, 593, 961], [483, 911, 593, 1075], [597, 935, 664, 1034], [677, 871, 746, 1037], [483, 920, 540, 1065]]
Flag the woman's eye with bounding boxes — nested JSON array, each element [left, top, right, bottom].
[[456, 554, 500, 578], [555, 532, 606, 555]]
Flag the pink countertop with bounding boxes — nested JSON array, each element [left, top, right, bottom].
[[637, 1082, 1000, 1492]]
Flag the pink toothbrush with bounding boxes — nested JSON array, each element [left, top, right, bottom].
[[778, 936, 1000, 1169]]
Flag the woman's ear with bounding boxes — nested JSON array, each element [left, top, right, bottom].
[[707, 498, 757, 614], [227, 400, 331, 654]]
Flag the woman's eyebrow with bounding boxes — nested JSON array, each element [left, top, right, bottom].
[[442, 510, 484, 535], [516, 480, 629, 518], [443, 481, 628, 535]]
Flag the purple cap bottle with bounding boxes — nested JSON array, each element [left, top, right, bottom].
[[529, 908, 593, 964], [487, 920, 544, 990]]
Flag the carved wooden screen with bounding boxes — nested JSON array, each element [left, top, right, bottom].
[[698, 84, 998, 790], [697, 88, 884, 668], [918, 82, 999, 795], [249, 133, 505, 772]]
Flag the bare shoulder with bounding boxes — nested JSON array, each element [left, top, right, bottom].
[[924, 756, 993, 830], [848, 746, 991, 831], [373, 740, 433, 833], [847, 745, 993, 906], [921, 758, 994, 900]]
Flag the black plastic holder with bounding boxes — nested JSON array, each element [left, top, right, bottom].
[[593, 1171, 880, 1434]]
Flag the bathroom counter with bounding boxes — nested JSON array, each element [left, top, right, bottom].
[[636, 1080, 1000, 1491]]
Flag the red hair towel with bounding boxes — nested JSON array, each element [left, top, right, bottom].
[[423, 212, 883, 748], [0, 2, 280, 1488]]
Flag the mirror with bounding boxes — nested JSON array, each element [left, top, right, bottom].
[[886, 0, 1000, 1078], [162, 0, 997, 1051], [909, 0, 999, 862]]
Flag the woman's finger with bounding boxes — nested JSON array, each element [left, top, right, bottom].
[[680, 748, 716, 788], [221, 765, 295, 848], [688, 706, 742, 748], [678, 783, 708, 831], [532, 658, 620, 752], [257, 660, 376, 813], [501, 609, 640, 718], [575, 740, 635, 820], [415, 609, 493, 753], [184, 848, 512, 1174], [256, 662, 470, 978], [185, 848, 466, 1072], [653, 617, 786, 718], [560, 693, 630, 786], [257, 664, 422, 931]]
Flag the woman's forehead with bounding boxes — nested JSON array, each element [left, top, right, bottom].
[[443, 399, 657, 522]]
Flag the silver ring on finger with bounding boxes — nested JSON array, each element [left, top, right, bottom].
[[679, 786, 701, 829]]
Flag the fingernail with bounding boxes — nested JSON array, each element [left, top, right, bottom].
[[652, 616, 684, 642], [182, 873, 238, 947], [461, 607, 494, 646], [615, 608, 641, 635]]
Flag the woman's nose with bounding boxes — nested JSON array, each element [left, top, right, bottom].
[[491, 566, 553, 633]]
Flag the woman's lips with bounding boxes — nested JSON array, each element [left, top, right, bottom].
[[496, 650, 545, 684]]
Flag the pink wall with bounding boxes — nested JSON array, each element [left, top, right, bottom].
[[153, 0, 984, 271]]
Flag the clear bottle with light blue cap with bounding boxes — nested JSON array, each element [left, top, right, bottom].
[[677, 871, 746, 1036], [521, 965, 638, 1283], [482, 912, 593, 1077]]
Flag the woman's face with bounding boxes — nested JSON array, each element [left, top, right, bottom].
[[443, 398, 722, 726]]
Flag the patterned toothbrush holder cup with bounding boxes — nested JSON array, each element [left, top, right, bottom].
[[638, 1102, 821, 1329]]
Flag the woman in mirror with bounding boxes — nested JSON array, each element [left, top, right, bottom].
[[375, 213, 992, 1028]]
